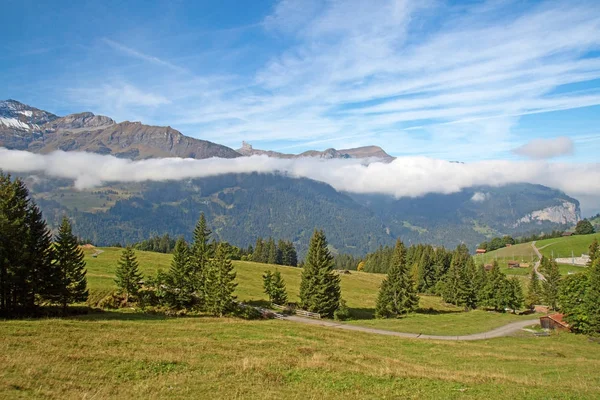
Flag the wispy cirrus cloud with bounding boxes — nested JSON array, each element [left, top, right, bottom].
[[46, 0, 600, 162], [102, 38, 189, 74]]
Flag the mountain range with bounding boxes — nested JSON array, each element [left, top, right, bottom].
[[0, 100, 582, 255]]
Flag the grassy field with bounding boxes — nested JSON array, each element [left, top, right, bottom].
[[84, 247, 537, 336], [1, 314, 600, 399], [473, 242, 536, 277], [536, 232, 600, 259]]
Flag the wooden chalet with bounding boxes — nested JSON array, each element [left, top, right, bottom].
[[475, 248, 487, 254], [540, 313, 570, 331], [507, 260, 520, 268], [484, 264, 494, 271]]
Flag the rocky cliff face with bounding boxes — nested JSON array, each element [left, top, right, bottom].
[[515, 200, 580, 227]]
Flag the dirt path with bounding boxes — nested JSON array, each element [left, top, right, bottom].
[[531, 241, 546, 281], [278, 315, 539, 341]]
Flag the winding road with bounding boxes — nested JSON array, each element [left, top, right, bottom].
[[531, 241, 547, 281], [276, 314, 539, 341]]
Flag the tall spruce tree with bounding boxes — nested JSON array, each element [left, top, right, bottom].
[[267, 238, 278, 265], [190, 213, 212, 304], [584, 257, 600, 334], [167, 237, 195, 308], [253, 238, 264, 263], [441, 244, 470, 306], [504, 277, 524, 313], [480, 260, 506, 311], [541, 256, 561, 310], [114, 246, 143, 304], [375, 239, 419, 318], [53, 217, 88, 311], [263, 270, 288, 305], [299, 229, 340, 317], [206, 243, 237, 316], [526, 267, 542, 309], [26, 203, 57, 307], [417, 246, 436, 293]]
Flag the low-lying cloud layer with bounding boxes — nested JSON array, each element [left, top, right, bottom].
[[512, 136, 574, 159], [1, 147, 599, 212]]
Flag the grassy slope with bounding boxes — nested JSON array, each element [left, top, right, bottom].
[[473, 242, 537, 276], [1, 315, 599, 399], [85, 248, 530, 336], [536, 232, 600, 259]]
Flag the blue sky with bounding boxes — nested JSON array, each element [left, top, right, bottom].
[[2, 0, 600, 162]]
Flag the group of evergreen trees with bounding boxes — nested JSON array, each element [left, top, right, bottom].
[[440, 245, 523, 312], [133, 214, 238, 316], [252, 237, 297, 267], [0, 172, 88, 316], [558, 239, 600, 334]]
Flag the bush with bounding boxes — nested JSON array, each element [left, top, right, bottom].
[[97, 292, 127, 309], [334, 299, 351, 321], [232, 303, 264, 320]]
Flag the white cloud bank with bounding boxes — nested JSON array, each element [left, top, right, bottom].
[[512, 136, 574, 159], [1, 148, 599, 210]]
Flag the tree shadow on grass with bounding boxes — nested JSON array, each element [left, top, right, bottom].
[[416, 307, 463, 315]]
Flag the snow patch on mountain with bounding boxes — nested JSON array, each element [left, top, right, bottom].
[[0, 117, 30, 130]]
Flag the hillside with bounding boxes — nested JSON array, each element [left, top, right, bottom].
[[84, 247, 533, 336], [23, 173, 582, 256], [536, 232, 600, 259]]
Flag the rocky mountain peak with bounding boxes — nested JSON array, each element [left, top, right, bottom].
[[44, 112, 116, 131]]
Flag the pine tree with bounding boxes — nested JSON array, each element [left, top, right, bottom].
[[375, 239, 419, 318], [166, 237, 195, 307], [541, 256, 561, 310], [459, 258, 479, 310], [190, 213, 212, 304], [441, 244, 470, 306], [299, 229, 340, 317], [504, 277, 524, 313], [26, 203, 57, 308], [267, 238, 278, 265], [206, 243, 237, 316], [417, 246, 436, 293], [584, 257, 600, 334], [114, 246, 143, 304], [263, 270, 288, 305], [526, 268, 542, 309], [253, 238, 264, 263], [480, 260, 506, 311], [53, 217, 88, 312]]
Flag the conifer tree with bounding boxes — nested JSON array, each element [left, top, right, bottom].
[[375, 239, 419, 318], [206, 243, 237, 316], [584, 257, 600, 334], [526, 268, 542, 309], [417, 246, 436, 293], [190, 213, 212, 303], [167, 237, 195, 307], [114, 246, 143, 304], [441, 244, 470, 306], [541, 256, 561, 310], [53, 217, 88, 311], [267, 238, 278, 265], [253, 238, 264, 263], [480, 260, 506, 311], [504, 277, 524, 313], [263, 270, 288, 305], [27, 203, 58, 307], [299, 229, 340, 317], [459, 258, 480, 310]]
